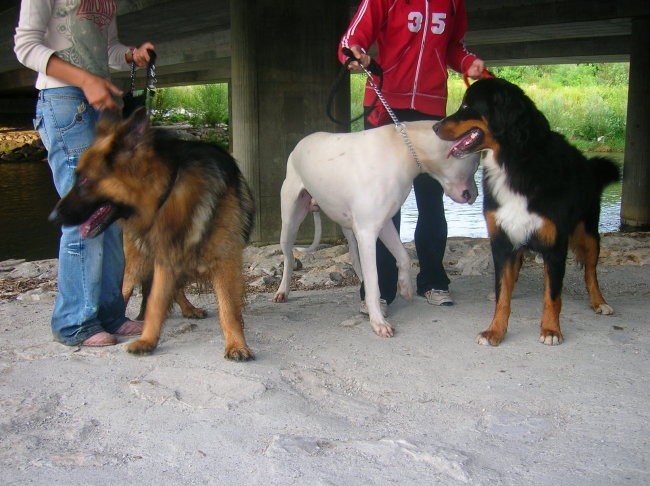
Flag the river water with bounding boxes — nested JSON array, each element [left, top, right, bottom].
[[401, 154, 623, 241], [0, 154, 623, 261]]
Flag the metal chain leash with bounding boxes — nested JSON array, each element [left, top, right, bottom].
[[358, 64, 422, 171], [126, 50, 157, 117]]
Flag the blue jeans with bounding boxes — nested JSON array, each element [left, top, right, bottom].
[[360, 108, 450, 304], [34, 87, 128, 345]]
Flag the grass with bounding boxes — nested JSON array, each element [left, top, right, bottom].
[[152, 84, 229, 127], [152, 63, 629, 153]]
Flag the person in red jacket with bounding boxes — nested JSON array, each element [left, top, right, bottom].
[[339, 0, 484, 313]]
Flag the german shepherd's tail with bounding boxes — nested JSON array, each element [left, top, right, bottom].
[[590, 156, 620, 192], [237, 172, 256, 244]]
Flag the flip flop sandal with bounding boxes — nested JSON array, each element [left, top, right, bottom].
[[81, 331, 117, 347], [115, 320, 143, 336]]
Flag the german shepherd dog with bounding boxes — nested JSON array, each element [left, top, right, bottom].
[[434, 78, 619, 346], [50, 108, 255, 360]]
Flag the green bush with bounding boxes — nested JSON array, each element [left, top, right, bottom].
[[152, 64, 628, 152], [152, 83, 229, 127]]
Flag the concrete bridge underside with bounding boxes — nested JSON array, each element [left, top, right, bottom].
[[0, 0, 648, 241]]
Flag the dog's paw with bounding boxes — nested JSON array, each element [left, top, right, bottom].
[[398, 278, 413, 300], [476, 330, 504, 346], [370, 319, 394, 338], [272, 292, 288, 303], [539, 330, 563, 346], [224, 345, 254, 361], [181, 306, 208, 319], [125, 338, 158, 355], [594, 303, 614, 315]]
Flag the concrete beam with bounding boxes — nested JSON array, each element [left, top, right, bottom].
[[466, 0, 650, 30], [621, 17, 650, 230], [471, 35, 631, 66], [230, 0, 348, 246]]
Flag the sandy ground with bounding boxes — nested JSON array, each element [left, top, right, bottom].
[[1, 239, 649, 485]]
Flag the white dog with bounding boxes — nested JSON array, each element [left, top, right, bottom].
[[273, 121, 480, 337]]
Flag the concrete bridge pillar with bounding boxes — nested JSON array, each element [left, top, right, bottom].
[[620, 16, 650, 231], [230, 0, 350, 245]]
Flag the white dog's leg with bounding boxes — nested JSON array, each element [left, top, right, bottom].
[[305, 211, 322, 252], [355, 228, 394, 337], [273, 185, 311, 303], [378, 221, 413, 300], [342, 227, 362, 281]]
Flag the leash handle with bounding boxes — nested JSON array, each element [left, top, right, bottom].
[[326, 48, 382, 126], [127, 49, 157, 92], [145, 49, 157, 89], [463, 67, 494, 88], [145, 49, 157, 117], [341, 47, 383, 76], [340, 48, 421, 169], [125, 49, 157, 117]]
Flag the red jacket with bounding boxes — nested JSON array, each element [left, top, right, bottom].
[[339, 0, 477, 120]]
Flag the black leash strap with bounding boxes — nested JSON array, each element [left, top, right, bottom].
[[124, 49, 157, 118], [144, 50, 157, 117], [330, 49, 422, 170], [326, 48, 383, 126]]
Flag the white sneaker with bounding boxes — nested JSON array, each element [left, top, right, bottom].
[[359, 298, 388, 317], [423, 289, 454, 306]]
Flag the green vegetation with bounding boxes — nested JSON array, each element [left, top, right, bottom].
[[453, 63, 628, 152], [153, 63, 628, 153], [353, 63, 628, 151]]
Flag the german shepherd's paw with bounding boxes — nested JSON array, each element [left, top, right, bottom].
[[224, 345, 254, 361], [125, 338, 159, 355], [180, 306, 208, 319]]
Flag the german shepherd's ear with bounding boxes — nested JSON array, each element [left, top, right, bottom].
[[96, 109, 123, 136], [121, 107, 151, 148]]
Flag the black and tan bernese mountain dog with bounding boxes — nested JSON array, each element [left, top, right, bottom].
[[434, 77, 620, 346]]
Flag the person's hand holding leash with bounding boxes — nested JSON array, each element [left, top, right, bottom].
[[127, 42, 156, 68], [80, 74, 124, 111], [345, 45, 372, 72], [43, 40, 154, 112], [466, 58, 485, 79]]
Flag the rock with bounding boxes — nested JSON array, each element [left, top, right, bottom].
[[16, 288, 57, 303], [1, 233, 648, 302], [8, 260, 58, 280], [0, 259, 26, 273], [0, 128, 46, 162]]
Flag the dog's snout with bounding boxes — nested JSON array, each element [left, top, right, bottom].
[[462, 189, 471, 202], [432, 121, 441, 134]]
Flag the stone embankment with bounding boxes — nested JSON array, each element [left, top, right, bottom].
[[2, 124, 648, 302], [2, 233, 649, 303], [0, 125, 46, 163]]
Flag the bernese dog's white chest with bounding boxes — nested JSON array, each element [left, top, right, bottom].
[[483, 152, 543, 247]]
